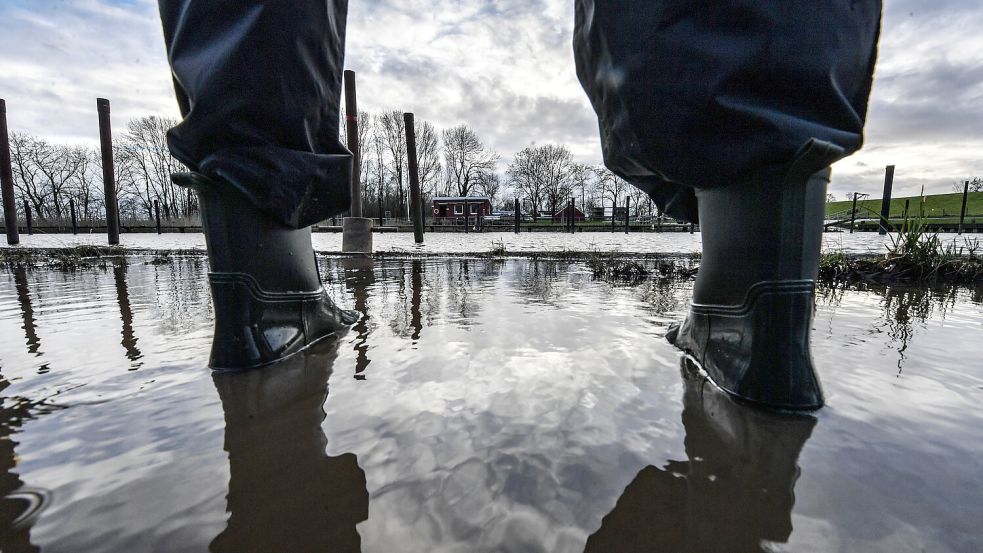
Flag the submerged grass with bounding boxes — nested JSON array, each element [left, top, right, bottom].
[[0, 245, 126, 270]]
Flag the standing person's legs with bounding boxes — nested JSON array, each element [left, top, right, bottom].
[[157, 0, 357, 370], [575, 1, 882, 410]]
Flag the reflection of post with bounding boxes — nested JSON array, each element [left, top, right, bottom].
[[344, 258, 374, 378], [210, 342, 368, 553], [404, 112, 425, 244], [113, 263, 142, 365], [586, 359, 816, 552], [1, 99, 20, 245], [13, 267, 40, 355], [411, 259, 423, 341]]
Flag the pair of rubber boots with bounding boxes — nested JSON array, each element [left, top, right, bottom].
[[174, 173, 357, 371], [181, 139, 832, 411]]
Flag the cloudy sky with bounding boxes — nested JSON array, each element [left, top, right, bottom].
[[1, 0, 981, 199]]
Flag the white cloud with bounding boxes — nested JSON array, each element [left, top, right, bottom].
[[2, 0, 981, 198]]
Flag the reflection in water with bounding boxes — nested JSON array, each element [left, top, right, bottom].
[[0, 381, 41, 553], [343, 258, 374, 379], [209, 339, 368, 553], [818, 282, 971, 374], [13, 268, 40, 357], [112, 263, 142, 368], [411, 259, 423, 341], [586, 359, 815, 553]]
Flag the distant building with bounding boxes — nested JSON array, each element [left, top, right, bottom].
[[432, 196, 493, 223], [590, 206, 628, 220]]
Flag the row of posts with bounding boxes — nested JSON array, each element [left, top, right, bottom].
[[1, 97, 121, 245]]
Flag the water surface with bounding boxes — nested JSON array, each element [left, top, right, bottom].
[[0, 257, 981, 552]]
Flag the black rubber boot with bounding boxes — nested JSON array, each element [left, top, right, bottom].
[[666, 140, 843, 411], [174, 172, 357, 370]]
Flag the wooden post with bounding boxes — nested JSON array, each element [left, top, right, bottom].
[[878, 165, 895, 235], [70, 198, 77, 234], [610, 200, 616, 232], [657, 207, 662, 232], [850, 192, 859, 234], [154, 200, 162, 234], [23, 200, 32, 235], [959, 180, 970, 235], [514, 198, 520, 234], [464, 199, 469, 234], [97, 98, 120, 245], [344, 70, 362, 217], [1, 99, 19, 245], [404, 112, 424, 244], [624, 196, 630, 234]]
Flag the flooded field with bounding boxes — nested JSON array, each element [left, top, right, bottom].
[[1, 256, 981, 552], [2, 229, 967, 255]]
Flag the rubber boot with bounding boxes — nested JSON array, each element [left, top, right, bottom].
[[174, 172, 358, 370], [666, 140, 843, 411]]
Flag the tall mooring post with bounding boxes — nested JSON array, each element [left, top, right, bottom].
[[570, 198, 576, 233], [341, 70, 372, 253], [23, 200, 32, 235], [154, 200, 162, 234], [1, 99, 19, 245], [878, 165, 895, 235], [610, 200, 616, 232], [958, 180, 970, 235], [69, 198, 77, 235], [464, 199, 469, 234], [97, 99, 120, 245], [404, 112, 424, 244], [514, 198, 520, 233], [850, 192, 860, 233], [624, 197, 630, 234]]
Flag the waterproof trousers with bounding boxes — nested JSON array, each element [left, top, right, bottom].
[[159, 0, 881, 226]]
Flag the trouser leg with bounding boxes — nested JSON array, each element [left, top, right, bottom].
[[158, 0, 352, 228], [574, 0, 882, 222]]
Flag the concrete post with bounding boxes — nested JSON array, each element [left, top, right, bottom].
[[97, 98, 120, 245], [1, 99, 19, 245], [404, 112, 424, 244], [878, 165, 895, 235]]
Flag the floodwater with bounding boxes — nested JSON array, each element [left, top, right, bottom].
[[0, 256, 981, 552], [5, 229, 977, 255]]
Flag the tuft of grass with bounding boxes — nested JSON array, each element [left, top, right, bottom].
[[819, 214, 983, 284], [488, 239, 508, 257]]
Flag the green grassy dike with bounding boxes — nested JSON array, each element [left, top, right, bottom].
[[827, 191, 983, 219]]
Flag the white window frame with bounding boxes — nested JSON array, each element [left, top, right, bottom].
[[470, 204, 479, 215]]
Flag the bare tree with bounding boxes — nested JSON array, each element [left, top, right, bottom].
[[596, 167, 629, 208], [414, 119, 442, 198], [122, 116, 185, 219], [442, 125, 497, 197], [952, 177, 983, 193], [68, 147, 103, 220], [475, 172, 501, 206], [506, 144, 575, 219], [379, 110, 407, 218], [9, 132, 52, 218]]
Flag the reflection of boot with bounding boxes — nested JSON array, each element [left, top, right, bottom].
[[586, 359, 816, 552], [667, 140, 842, 410], [210, 338, 368, 553], [175, 172, 357, 370]]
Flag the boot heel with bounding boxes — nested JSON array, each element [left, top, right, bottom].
[[670, 280, 824, 410]]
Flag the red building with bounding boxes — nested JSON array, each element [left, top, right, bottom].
[[552, 204, 587, 223], [432, 196, 493, 223]]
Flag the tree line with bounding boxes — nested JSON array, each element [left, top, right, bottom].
[[5, 112, 660, 225]]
